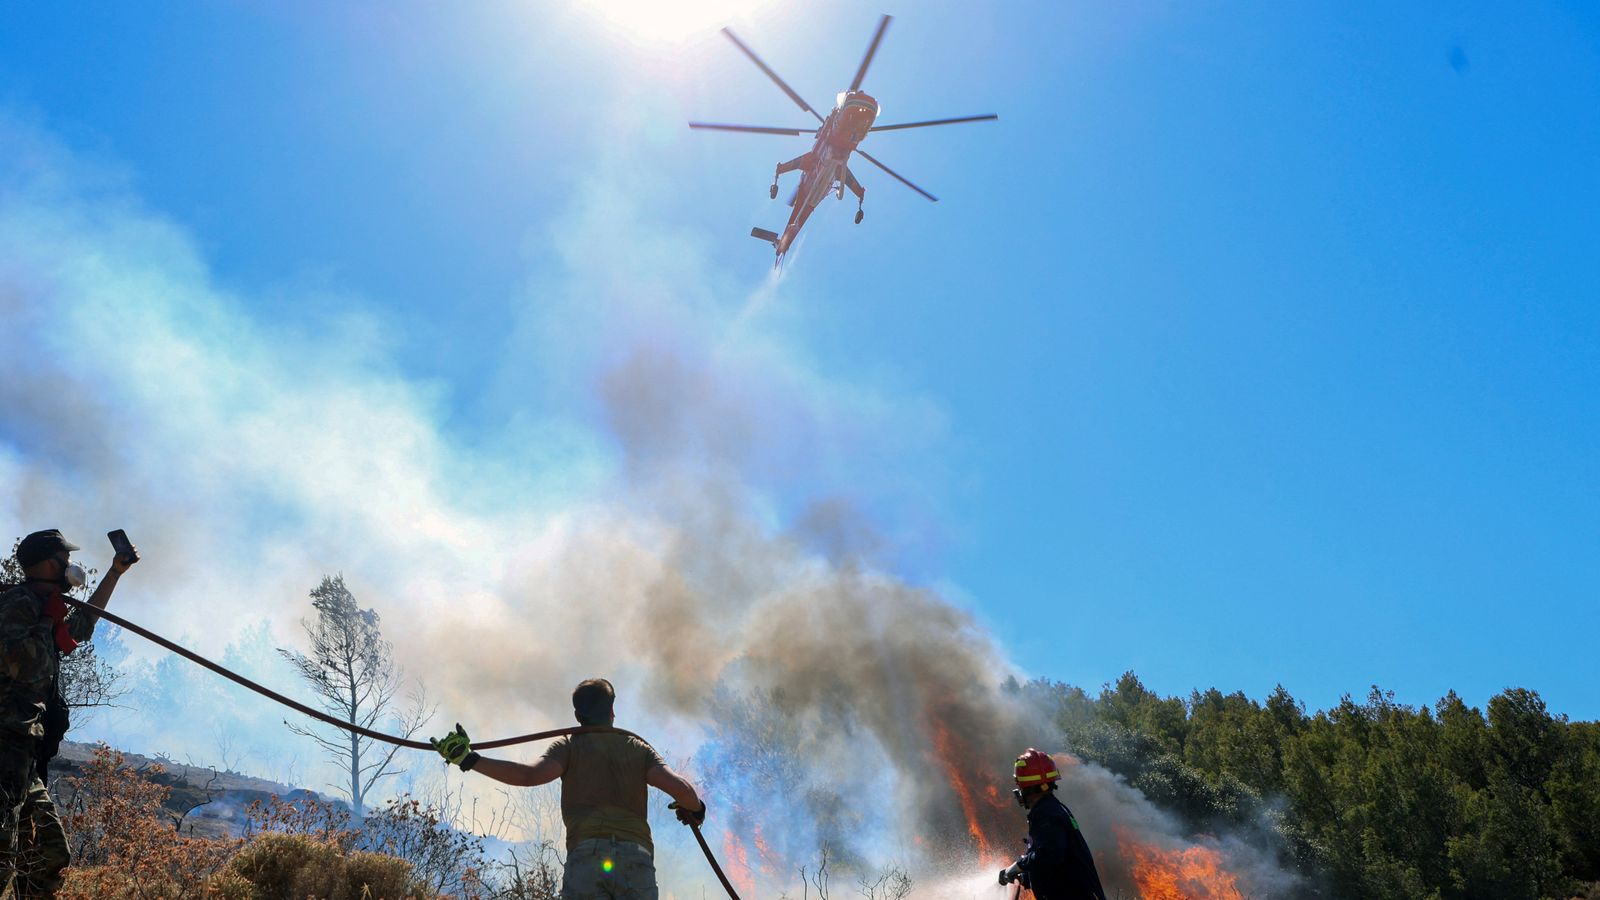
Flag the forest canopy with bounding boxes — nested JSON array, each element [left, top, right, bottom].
[[1015, 673, 1600, 900]]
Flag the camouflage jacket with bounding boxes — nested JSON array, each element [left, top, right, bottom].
[[0, 584, 96, 741]]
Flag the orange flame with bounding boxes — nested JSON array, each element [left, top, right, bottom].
[[721, 831, 756, 897], [1114, 826, 1246, 900], [751, 822, 778, 876], [929, 720, 1011, 867], [1050, 752, 1082, 772]]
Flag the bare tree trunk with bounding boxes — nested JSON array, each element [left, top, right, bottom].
[[279, 575, 433, 820], [350, 728, 362, 818], [348, 663, 362, 818]]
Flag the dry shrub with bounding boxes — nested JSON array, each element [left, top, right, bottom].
[[227, 831, 340, 896], [60, 865, 256, 899], [475, 842, 562, 900], [200, 871, 260, 899], [227, 831, 424, 899], [242, 792, 489, 898], [52, 747, 556, 900], [360, 795, 486, 896], [241, 792, 358, 850], [58, 868, 137, 900], [235, 794, 426, 897], [56, 746, 239, 899], [54, 750, 429, 900], [340, 850, 423, 899]]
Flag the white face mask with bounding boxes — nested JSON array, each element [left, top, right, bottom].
[[62, 563, 87, 588]]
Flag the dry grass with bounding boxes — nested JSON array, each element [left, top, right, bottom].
[[53, 746, 428, 900]]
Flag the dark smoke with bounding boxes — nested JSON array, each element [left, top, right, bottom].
[[0, 115, 1302, 896]]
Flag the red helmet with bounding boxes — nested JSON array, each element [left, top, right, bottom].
[[1013, 748, 1060, 788]]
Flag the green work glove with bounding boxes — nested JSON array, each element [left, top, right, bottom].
[[430, 723, 480, 771], [669, 799, 707, 827]]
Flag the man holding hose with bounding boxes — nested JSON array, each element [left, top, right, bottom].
[[998, 748, 1107, 900], [433, 677, 707, 900]]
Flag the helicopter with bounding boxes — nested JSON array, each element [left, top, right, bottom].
[[690, 14, 997, 265]]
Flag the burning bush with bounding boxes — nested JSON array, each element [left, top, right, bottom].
[[1114, 825, 1246, 900]]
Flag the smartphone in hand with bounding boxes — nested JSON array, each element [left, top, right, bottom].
[[107, 529, 139, 564]]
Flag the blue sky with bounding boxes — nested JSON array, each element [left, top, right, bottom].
[[3, 0, 1598, 723]]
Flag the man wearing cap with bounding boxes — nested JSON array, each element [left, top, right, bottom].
[[1, 529, 139, 898], [431, 677, 706, 900]]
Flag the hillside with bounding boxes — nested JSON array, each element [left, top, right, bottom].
[[48, 739, 329, 840]]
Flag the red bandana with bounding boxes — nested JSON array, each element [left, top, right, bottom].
[[27, 584, 79, 655]]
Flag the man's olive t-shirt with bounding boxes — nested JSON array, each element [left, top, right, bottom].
[[541, 732, 664, 853]]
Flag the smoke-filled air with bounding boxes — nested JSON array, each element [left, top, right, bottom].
[[5, 4, 1600, 900], [0, 104, 1294, 896]]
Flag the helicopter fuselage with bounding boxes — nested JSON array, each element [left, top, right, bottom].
[[693, 16, 995, 266], [772, 92, 879, 258]]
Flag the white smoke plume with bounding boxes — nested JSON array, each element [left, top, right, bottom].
[[0, 113, 1295, 896]]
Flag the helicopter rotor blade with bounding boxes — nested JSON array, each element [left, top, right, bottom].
[[844, 14, 896, 92], [689, 123, 817, 136], [854, 149, 937, 202], [722, 29, 826, 124], [869, 114, 998, 133], [849, 14, 892, 92]]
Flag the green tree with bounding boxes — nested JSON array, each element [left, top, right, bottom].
[[1040, 674, 1599, 899], [1099, 671, 1189, 754], [1447, 772, 1561, 900], [1547, 721, 1600, 884], [1486, 689, 1562, 793]]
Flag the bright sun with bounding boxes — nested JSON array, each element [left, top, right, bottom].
[[580, 0, 768, 42]]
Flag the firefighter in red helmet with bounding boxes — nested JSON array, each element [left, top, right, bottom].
[[997, 749, 1107, 900]]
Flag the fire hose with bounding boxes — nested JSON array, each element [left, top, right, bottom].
[[58, 596, 743, 900]]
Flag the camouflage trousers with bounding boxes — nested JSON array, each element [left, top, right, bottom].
[[562, 838, 658, 900], [0, 741, 69, 899]]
